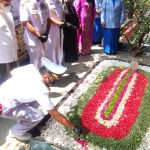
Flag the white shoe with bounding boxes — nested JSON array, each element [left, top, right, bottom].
[[9, 129, 32, 141]]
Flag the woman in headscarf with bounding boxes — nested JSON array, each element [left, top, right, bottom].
[[101, 0, 125, 54], [75, 0, 95, 55], [63, 0, 80, 63]]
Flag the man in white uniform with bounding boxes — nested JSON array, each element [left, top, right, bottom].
[[46, 0, 66, 65], [20, 0, 51, 68], [0, 0, 18, 77], [0, 57, 82, 141]]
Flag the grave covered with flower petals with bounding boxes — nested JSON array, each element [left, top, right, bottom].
[[41, 60, 150, 150]]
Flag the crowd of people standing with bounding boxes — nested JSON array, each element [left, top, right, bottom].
[[0, 0, 125, 70]]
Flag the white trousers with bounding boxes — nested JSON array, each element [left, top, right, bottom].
[[1, 102, 44, 136], [47, 29, 63, 65], [27, 43, 47, 68]]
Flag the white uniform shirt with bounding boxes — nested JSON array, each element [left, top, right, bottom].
[[0, 64, 54, 114], [0, 6, 18, 63], [47, 0, 63, 35], [20, 0, 50, 46]]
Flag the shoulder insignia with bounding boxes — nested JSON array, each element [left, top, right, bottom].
[[20, 0, 30, 9], [32, 4, 38, 19], [21, 3, 26, 9]]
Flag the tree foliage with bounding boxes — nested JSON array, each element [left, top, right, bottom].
[[121, 0, 150, 58]]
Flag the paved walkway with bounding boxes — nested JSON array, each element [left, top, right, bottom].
[[0, 45, 150, 150]]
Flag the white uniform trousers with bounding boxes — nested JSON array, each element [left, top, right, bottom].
[[47, 29, 63, 65], [1, 102, 44, 136], [27, 43, 47, 69]]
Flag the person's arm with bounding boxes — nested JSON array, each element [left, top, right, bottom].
[[0, 4, 4, 14], [23, 21, 40, 37], [48, 108, 75, 129], [95, 0, 100, 14], [46, 18, 51, 35], [50, 17, 62, 26], [20, 2, 40, 37], [70, 5, 80, 28], [47, 108, 83, 136], [74, 0, 81, 19], [37, 93, 83, 136], [96, 9, 100, 13], [101, 0, 106, 28], [120, 0, 125, 25], [50, 17, 67, 29]]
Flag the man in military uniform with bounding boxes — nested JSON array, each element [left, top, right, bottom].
[[20, 0, 51, 68], [0, 57, 82, 141], [46, 0, 65, 65]]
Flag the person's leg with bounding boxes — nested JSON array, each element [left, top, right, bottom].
[[27, 45, 40, 68], [92, 18, 98, 43], [56, 31, 63, 65], [6, 63, 10, 78], [46, 36, 57, 64], [111, 28, 120, 54], [98, 18, 103, 45], [64, 30, 78, 63], [103, 28, 112, 54], [77, 29, 82, 54], [11, 109, 43, 135], [2, 103, 44, 140], [39, 42, 47, 68]]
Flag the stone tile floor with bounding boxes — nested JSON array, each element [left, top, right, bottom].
[[0, 45, 150, 150]]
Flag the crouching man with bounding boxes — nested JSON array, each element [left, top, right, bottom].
[[0, 57, 82, 141]]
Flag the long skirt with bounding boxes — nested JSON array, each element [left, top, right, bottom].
[[92, 18, 103, 43], [63, 28, 78, 63], [77, 29, 92, 55], [77, 4, 93, 55], [103, 28, 120, 54]]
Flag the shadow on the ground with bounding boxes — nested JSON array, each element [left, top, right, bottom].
[[90, 48, 104, 54], [53, 72, 81, 88], [0, 117, 16, 146], [50, 92, 62, 98]]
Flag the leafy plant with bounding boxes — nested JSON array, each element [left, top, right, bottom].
[[121, 0, 150, 58]]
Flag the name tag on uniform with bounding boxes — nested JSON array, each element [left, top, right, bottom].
[[32, 5, 39, 19], [32, 10, 39, 19]]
